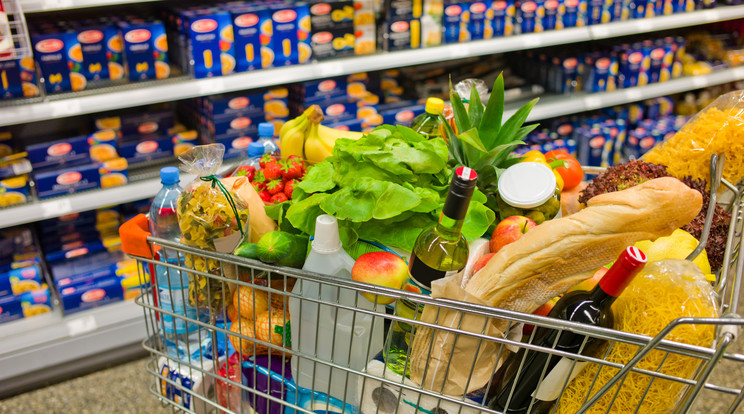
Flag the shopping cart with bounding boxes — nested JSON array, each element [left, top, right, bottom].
[[121, 156, 744, 414]]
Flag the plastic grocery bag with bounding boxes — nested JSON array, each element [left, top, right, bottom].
[[644, 89, 744, 185], [177, 144, 250, 311]]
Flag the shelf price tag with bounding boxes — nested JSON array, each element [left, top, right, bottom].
[[41, 198, 72, 218], [591, 26, 610, 39], [66, 315, 98, 337], [634, 20, 652, 32], [583, 96, 603, 110]]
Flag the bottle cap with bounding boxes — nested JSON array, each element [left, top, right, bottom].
[[425, 97, 445, 115], [258, 122, 275, 137], [312, 214, 342, 253], [498, 163, 556, 209], [442, 166, 478, 220], [160, 166, 179, 185], [600, 246, 647, 297], [247, 142, 265, 157]]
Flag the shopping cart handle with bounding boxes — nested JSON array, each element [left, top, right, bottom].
[[120, 213, 156, 259]]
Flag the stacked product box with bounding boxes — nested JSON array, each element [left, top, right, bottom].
[[0, 226, 52, 325], [355, 0, 379, 54], [514, 36, 685, 94], [0, 57, 41, 99], [42, 208, 144, 314], [379, 0, 425, 51], [93, 107, 199, 166], [309, 0, 356, 60], [182, 87, 290, 159], [28, 15, 169, 95], [292, 72, 383, 127], [0, 131, 33, 207]]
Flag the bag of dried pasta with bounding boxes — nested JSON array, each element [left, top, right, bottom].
[[177, 144, 250, 312], [644, 89, 744, 185]]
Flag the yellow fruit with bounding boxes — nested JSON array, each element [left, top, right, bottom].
[[634, 229, 712, 277], [304, 123, 334, 164], [280, 117, 311, 159]]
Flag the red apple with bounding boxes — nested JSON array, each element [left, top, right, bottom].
[[490, 216, 537, 253], [473, 253, 496, 274], [352, 252, 410, 305]]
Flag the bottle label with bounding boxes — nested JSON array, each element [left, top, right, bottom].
[[408, 252, 445, 292], [532, 357, 589, 401]]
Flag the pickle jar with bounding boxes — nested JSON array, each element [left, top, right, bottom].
[[496, 162, 561, 224]]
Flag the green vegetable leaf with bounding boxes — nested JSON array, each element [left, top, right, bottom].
[[411, 187, 441, 213], [297, 162, 335, 194], [396, 125, 426, 143], [474, 141, 525, 171], [440, 114, 464, 165], [461, 201, 496, 241], [480, 74, 505, 149], [356, 214, 435, 251], [285, 193, 331, 236], [321, 187, 375, 222]]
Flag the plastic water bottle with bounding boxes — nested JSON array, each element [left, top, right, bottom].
[[245, 141, 266, 169], [257, 122, 280, 156], [289, 215, 384, 406], [149, 167, 210, 361]]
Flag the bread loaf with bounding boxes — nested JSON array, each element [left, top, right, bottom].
[[465, 177, 702, 325], [222, 176, 278, 243]]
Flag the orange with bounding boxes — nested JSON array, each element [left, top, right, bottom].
[[155, 61, 170, 79], [254, 308, 289, 346], [22, 82, 39, 97], [232, 285, 269, 321], [108, 35, 123, 53], [68, 43, 83, 63], [70, 72, 87, 91], [229, 318, 268, 357], [154, 34, 168, 52], [220, 53, 236, 75], [108, 62, 124, 80]]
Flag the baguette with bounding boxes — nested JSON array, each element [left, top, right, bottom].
[[465, 177, 702, 325], [221, 176, 278, 243]]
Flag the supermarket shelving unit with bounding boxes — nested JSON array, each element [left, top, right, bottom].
[[3, 1, 744, 396]]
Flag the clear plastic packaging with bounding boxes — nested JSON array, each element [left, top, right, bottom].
[[644, 89, 744, 185], [177, 144, 250, 311]]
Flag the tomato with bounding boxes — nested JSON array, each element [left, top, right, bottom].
[[546, 150, 583, 190]]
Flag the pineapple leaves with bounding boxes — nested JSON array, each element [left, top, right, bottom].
[[449, 79, 472, 134], [440, 114, 464, 165], [480, 74, 505, 148], [468, 85, 484, 129], [495, 97, 539, 148], [460, 127, 487, 166]]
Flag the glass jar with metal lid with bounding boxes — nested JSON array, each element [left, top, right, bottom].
[[495, 162, 561, 224]]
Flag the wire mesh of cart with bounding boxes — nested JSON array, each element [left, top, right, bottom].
[[120, 155, 744, 414]]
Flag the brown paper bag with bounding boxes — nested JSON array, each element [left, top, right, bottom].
[[408, 272, 519, 396]]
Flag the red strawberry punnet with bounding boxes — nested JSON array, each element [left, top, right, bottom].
[[284, 179, 298, 199], [270, 193, 288, 204], [266, 180, 284, 195], [263, 162, 282, 181]]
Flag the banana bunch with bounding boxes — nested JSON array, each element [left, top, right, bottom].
[[279, 105, 364, 164]]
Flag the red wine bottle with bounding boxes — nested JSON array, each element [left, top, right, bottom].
[[488, 246, 647, 414]]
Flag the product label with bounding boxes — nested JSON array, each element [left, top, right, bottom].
[[408, 252, 462, 292], [533, 357, 589, 401]]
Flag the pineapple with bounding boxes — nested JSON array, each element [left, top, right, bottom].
[[441, 74, 539, 213]]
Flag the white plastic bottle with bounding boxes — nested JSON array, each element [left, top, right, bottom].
[[289, 215, 384, 406]]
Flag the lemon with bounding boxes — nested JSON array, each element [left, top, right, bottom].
[[634, 229, 713, 280]]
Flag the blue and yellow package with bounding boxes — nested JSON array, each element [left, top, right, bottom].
[[34, 164, 102, 199], [185, 11, 234, 78], [466, 1, 495, 40], [119, 21, 170, 81], [619, 44, 649, 88], [77, 25, 113, 81], [268, 3, 304, 67], [0, 57, 40, 99], [0, 175, 29, 207], [543, 0, 562, 30], [491, 0, 516, 36], [32, 32, 84, 93], [230, 6, 269, 72], [517, 0, 544, 33], [443, 3, 466, 43], [559, 0, 586, 27]]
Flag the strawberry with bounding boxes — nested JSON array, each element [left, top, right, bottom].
[[263, 162, 282, 181], [270, 193, 288, 204], [284, 179, 298, 199], [281, 161, 303, 180], [253, 170, 265, 183], [258, 190, 272, 203], [233, 165, 256, 181], [266, 179, 284, 195], [259, 154, 277, 169]]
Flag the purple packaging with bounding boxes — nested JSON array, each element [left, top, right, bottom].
[[241, 355, 292, 414], [58, 275, 123, 314], [34, 163, 101, 199], [118, 135, 174, 163], [491, 0, 516, 36]]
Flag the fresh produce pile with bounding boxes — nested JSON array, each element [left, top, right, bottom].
[[230, 154, 307, 205], [280, 125, 495, 251]]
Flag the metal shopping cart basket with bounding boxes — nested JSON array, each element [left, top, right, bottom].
[[120, 156, 744, 414]]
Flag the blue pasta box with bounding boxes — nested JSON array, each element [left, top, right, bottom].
[[0, 175, 30, 207], [325, 117, 364, 131], [604, 0, 629, 20], [119, 21, 170, 81], [443, 3, 466, 43], [383, 17, 421, 50], [214, 134, 255, 160], [172, 130, 199, 157], [577, 126, 605, 166], [0, 293, 23, 323], [559, 56, 581, 93], [55, 260, 135, 287], [32, 32, 85, 93], [543, 0, 561, 30], [319, 99, 358, 122], [267, 3, 304, 67], [295, 76, 349, 104], [99, 157, 129, 189], [0, 265, 43, 297], [87, 129, 120, 163], [59, 276, 123, 314], [119, 109, 175, 137], [0, 58, 41, 99], [264, 87, 291, 119], [584, 55, 615, 93], [672, 0, 695, 12], [628, 0, 653, 18], [210, 114, 262, 137], [27, 136, 91, 170], [207, 91, 266, 118], [382, 103, 426, 126], [49, 250, 125, 281], [558, 0, 586, 27], [46, 240, 109, 263], [491, 0, 516, 36], [585, 0, 605, 24], [619, 46, 649, 88], [118, 135, 174, 164], [517, 0, 544, 33], [76, 25, 114, 81], [654, 0, 673, 14], [0, 287, 52, 324], [466, 1, 495, 40], [230, 6, 269, 72], [34, 163, 101, 199], [186, 11, 235, 78]]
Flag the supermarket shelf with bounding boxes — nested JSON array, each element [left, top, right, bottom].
[[0, 300, 146, 388], [4, 7, 744, 126], [20, 0, 160, 12], [512, 66, 744, 121]]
